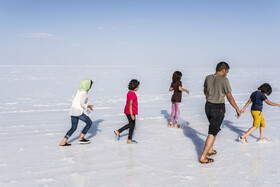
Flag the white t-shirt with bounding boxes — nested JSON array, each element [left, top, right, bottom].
[[69, 90, 89, 116]]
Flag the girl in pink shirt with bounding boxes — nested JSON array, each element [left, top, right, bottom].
[[114, 79, 140, 144]]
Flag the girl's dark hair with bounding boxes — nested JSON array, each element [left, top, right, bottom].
[[172, 71, 182, 82], [258, 83, 272, 95], [128, 79, 140, 90]]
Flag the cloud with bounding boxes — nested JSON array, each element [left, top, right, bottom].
[[111, 27, 118, 31], [97, 26, 105, 30], [22, 32, 55, 39]]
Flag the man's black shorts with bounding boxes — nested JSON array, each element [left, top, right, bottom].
[[205, 102, 225, 136]]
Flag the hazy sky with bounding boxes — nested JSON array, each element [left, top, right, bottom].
[[1, 0, 280, 67]]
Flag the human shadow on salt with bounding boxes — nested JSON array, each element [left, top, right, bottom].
[[182, 120, 207, 160], [222, 120, 258, 141], [161, 110, 170, 125], [68, 119, 103, 143], [161, 110, 206, 160]]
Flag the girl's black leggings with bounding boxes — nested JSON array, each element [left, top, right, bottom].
[[118, 114, 136, 140]]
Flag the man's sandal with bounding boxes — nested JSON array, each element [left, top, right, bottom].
[[200, 157, 214, 164], [207, 150, 217, 156]]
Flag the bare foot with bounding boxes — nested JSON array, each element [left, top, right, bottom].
[[114, 130, 120, 136], [60, 138, 68, 146]]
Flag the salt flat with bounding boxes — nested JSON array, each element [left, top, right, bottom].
[[0, 65, 280, 187]]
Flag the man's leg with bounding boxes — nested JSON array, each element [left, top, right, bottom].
[[202, 103, 224, 159], [200, 134, 216, 162], [208, 136, 216, 154]]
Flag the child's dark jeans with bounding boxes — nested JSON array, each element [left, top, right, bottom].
[[65, 113, 92, 139]]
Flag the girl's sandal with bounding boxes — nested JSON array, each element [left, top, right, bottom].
[[168, 122, 173, 127], [127, 140, 138, 144], [114, 131, 120, 140]]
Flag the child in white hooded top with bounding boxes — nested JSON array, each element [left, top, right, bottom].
[[60, 79, 93, 146]]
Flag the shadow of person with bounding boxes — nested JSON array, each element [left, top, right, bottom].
[[222, 120, 258, 141], [182, 119, 207, 161], [68, 119, 103, 143], [161, 109, 207, 161], [87, 119, 103, 139], [161, 109, 170, 125]]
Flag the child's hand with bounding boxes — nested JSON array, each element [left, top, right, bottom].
[[186, 90, 190, 94], [88, 105, 94, 111], [131, 115, 135, 121], [235, 109, 241, 118]]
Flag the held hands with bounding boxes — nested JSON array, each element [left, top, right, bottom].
[[240, 108, 246, 113], [87, 105, 94, 111], [235, 109, 241, 118]]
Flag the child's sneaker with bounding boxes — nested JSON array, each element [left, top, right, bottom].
[[79, 138, 90, 144], [238, 136, 248, 144]]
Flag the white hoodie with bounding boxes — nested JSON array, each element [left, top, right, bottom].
[[69, 90, 89, 116]]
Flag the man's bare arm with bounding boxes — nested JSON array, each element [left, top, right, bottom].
[[226, 92, 241, 118]]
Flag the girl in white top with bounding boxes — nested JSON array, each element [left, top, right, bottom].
[[60, 79, 94, 146]]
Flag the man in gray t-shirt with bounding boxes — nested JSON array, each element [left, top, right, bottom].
[[200, 62, 241, 164], [204, 74, 232, 103]]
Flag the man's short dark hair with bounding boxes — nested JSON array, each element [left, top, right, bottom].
[[216, 62, 230, 72]]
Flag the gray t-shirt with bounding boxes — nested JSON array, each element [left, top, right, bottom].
[[204, 74, 232, 104]]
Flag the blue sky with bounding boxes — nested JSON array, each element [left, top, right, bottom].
[[1, 0, 280, 67]]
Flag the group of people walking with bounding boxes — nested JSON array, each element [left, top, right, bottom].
[[59, 61, 280, 164]]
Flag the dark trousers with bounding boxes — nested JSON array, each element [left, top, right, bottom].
[[205, 102, 225, 136], [118, 114, 136, 140], [65, 113, 92, 139]]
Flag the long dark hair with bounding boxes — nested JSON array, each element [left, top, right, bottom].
[[128, 79, 140, 90], [258, 83, 272, 95], [172, 71, 182, 82]]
